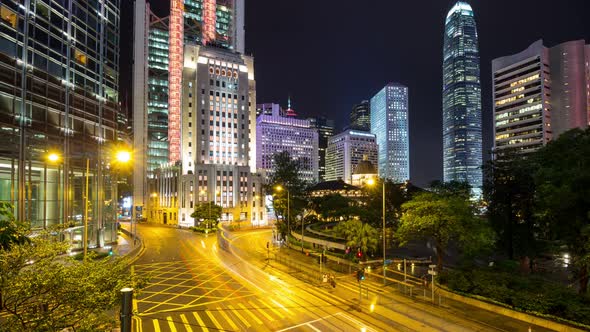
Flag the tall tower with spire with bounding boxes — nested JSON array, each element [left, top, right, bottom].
[[442, 1, 482, 195]]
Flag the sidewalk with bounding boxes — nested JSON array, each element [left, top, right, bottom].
[[109, 222, 144, 261]]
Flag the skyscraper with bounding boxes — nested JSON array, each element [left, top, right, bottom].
[[493, 40, 590, 155], [134, 0, 259, 226], [0, 0, 122, 241], [307, 116, 335, 182], [442, 1, 482, 193], [370, 83, 410, 183], [325, 130, 378, 184], [350, 100, 370, 131], [147, 12, 170, 178], [257, 108, 319, 183]]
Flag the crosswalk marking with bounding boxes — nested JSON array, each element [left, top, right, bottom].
[[237, 302, 264, 325], [166, 316, 178, 332], [227, 304, 251, 328], [247, 300, 275, 322], [152, 319, 161, 332], [258, 298, 286, 319], [217, 306, 240, 331], [179, 314, 193, 332], [205, 310, 224, 331], [192, 312, 209, 332]]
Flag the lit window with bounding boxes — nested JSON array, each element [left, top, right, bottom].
[[0, 5, 17, 28], [74, 49, 87, 65]]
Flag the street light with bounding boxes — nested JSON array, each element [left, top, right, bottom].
[[274, 185, 289, 246], [366, 177, 386, 285], [47, 147, 131, 259]]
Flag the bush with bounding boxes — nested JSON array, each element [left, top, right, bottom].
[[439, 267, 590, 326], [189, 226, 217, 233]]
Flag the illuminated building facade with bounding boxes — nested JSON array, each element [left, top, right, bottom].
[[325, 130, 378, 184], [493, 39, 590, 155], [442, 1, 482, 193], [307, 116, 335, 182], [370, 83, 410, 183], [147, 13, 170, 178], [0, 0, 122, 244], [256, 107, 319, 183], [350, 100, 370, 131], [183, 0, 245, 53]]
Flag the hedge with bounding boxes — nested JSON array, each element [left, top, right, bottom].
[[438, 267, 590, 326]]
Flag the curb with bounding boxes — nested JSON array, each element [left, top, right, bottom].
[[436, 286, 587, 332], [119, 228, 145, 263]]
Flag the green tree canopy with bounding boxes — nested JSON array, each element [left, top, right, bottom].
[[311, 194, 356, 222], [190, 202, 222, 227], [0, 202, 30, 251], [361, 179, 413, 230], [532, 128, 590, 293], [334, 220, 379, 259], [0, 204, 147, 331], [396, 191, 494, 271], [483, 152, 540, 264], [267, 151, 308, 240]]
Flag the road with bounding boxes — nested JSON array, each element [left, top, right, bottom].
[[131, 224, 554, 331]]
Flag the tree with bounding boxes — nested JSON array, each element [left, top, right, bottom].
[[362, 179, 413, 230], [483, 153, 540, 267], [0, 205, 147, 331], [190, 202, 222, 228], [0, 202, 30, 251], [532, 128, 590, 294], [312, 194, 356, 222], [334, 220, 379, 259], [267, 151, 308, 240], [396, 191, 494, 271]]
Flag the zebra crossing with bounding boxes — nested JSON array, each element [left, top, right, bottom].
[[139, 295, 312, 332]]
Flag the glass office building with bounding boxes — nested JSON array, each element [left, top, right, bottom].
[[307, 116, 334, 182], [442, 1, 482, 193], [147, 13, 169, 178], [350, 100, 370, 131], [0, 0, 122, 246], [370, 83, 410, 183]]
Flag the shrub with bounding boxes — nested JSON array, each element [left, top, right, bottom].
[[439, 267, 590, 326]]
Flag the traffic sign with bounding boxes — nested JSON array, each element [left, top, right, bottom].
[[428, 264, 437, 269], [428, 270, 438, 275]]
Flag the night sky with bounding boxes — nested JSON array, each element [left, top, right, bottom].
[[120, 0, 590, 187]]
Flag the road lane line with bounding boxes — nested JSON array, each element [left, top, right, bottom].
[[216, 306, 240, 331], [179, 314, 193, 332], [275, 313, 339, 332], [205, 310, 224, 331], [237, 302, 263, 325], [247, 300, 274, 322], [335, 312, 379, 332], [258, 298, 286, 319], [192, 312, 209, 332], [306, 323, 322, 332], [152, 319, 161, 332], [166, 316, 178, 332], [270, 298, 293, 315], [227, 304, 251, 328]]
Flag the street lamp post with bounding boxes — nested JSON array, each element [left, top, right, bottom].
[[275, 185, 290, 246], [48, 148, 131, 259], [367, 178, 387, 285]]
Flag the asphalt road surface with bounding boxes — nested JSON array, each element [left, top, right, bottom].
[[131, 224, 554, 332]]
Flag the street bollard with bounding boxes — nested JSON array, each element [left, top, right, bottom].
[[120, 288, 133, 332]]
